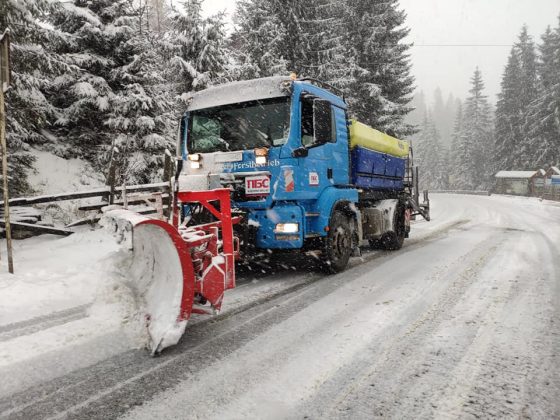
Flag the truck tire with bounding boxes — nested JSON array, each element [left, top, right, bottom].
[[380, 204, 406, 250], [322, 210, 353, 273]]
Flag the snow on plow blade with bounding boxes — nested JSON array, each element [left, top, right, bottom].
[[101, 189, 238, 355], [102, 209, 194, 355]]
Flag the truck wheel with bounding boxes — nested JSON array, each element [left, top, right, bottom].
[[380, 204, 406, 250], [322, 210, 353, 273]]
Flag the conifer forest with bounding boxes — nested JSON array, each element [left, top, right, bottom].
[[3, 1, 557, 195], [2, 3, 560, 419]]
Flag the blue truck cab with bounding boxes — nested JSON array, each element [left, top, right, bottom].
[[177, 76, 427, 272]]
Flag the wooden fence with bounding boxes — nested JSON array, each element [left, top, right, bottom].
[[0, 152, 176, 237], [0, 182, 170, 236]]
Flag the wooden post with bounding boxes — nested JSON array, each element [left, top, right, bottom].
[[163, 152, 173, 219], [107, 161, 116, 204], [106, 139, 117, 205], [0, 30, 14, 273]]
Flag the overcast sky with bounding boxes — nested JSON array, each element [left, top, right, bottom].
[[201, 0, 560, 105]]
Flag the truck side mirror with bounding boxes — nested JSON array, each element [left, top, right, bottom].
[[313, 99, 332, 145]]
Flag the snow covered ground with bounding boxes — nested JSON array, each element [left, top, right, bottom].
[[28, 149, 104, 196], [0, 193, 559, 419]]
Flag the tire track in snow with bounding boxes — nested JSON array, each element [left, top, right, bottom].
[[454, 231, 560, 420], [1, 267, 352, 420], [0, 219, 471, 420], [315, 226, 560, 419], [311, 230, 507, 419], [0, 305, 89, 342]]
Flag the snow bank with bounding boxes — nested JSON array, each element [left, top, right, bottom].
[[0, 229, 119, 325], [0, 226, 164, 366]]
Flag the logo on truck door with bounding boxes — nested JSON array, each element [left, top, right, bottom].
[[245, 175, 270, 196], [309, 172, 319, 186]]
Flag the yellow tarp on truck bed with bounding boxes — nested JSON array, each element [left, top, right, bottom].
[[349, 120, 409, 158]]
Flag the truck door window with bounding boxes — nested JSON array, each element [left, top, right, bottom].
[[301, 95, 336, 147], [313, 99, 333, 144], [301, 97, 314, 147]]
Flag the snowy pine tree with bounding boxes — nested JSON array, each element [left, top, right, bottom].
[[0, 0, 67, 195], [407, 91, 427, 128], [50, 0, 228, 185], [415, 114, 447, 190], [431, 88, 456, 147], [442, 92, 457, 146], [460, 68, 493, 189], [524, 18, 560, 168], [232, 0, 346, 83], [493, 25, 538, 171], [232, 0, 297, 79], [494, 48, 523, 171], [147, 0, 174, 35], [514, 26, 539, 168], [344, 0, 415, 137], [432, 87, 446, 135], [168, 0, 227, 95], [449, 102, 466, 188], [515, 26, 539, 117], [301, 0, 352, 88], [50, 1, 177, 184], [495, 22, 559, 171], [232, 0, 415, 137]]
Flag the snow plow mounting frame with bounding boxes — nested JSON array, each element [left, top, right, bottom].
[[173, 188, 239, 315]]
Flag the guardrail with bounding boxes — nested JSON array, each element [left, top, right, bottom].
[[430, 190, 491, 196], [433, 187, 560, 202]]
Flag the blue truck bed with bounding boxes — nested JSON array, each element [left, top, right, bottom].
[[351, 146, 406, 191]]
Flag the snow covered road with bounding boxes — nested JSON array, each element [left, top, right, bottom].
[[1, 194, 559, 419]]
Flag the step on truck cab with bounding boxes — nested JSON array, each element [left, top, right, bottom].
[[177, 76, 429, 272]]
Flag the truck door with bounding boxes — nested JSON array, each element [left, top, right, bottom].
[[298, 94, 349, 190]]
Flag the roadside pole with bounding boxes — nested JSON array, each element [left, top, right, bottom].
[[0, 29, 14, 273]]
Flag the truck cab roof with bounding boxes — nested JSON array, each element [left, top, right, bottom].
[[185, 76, 347, 112]]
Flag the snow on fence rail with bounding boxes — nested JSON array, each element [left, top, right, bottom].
[[0, 182, 170, 236], [2, 182, 169, 207]]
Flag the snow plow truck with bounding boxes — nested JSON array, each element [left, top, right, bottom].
[[104, 76, 430, 354]]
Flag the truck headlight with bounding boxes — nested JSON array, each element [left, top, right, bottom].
[[254, 148, 268, 165], [275, 223, 299, 233], [188, 153, 201, 169]]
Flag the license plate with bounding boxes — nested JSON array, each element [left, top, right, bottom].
[[215, 152, 243, 163], [245, 175, 270, 196]]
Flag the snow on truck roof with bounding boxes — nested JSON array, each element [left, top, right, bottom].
[[186, 76, 292, 111], [495, 171, 538, 179]]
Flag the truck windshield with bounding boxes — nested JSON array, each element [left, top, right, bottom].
[[188, 97, 290, 153]]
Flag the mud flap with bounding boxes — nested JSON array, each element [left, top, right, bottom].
[[102, 210, 195, 355]]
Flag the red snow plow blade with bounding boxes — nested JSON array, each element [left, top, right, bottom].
[[103, 189, 239, 355]]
